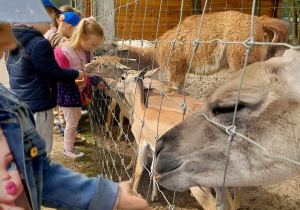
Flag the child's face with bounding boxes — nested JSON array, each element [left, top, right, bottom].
[[0, 138, 24, 204], [80, 34, 103, 51], [0, 24, 16, 59], [59, 22, 74, 38]]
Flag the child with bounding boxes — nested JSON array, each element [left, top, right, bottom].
[[48, 12, 80, 49], [44, 5, 83, 40], [54, 17, 104, 159], [0, 1, 150, 209], [6, 0, 85, 157], [47, 11, 81, 139]]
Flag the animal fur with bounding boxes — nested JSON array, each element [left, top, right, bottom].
[[122, 11, 289, 93]]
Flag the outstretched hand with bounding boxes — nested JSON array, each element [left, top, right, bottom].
[[115, 180, 151, 210], [77, 70, 85, 80], [75, 77, 85, 86]]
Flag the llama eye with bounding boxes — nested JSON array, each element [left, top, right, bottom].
[[121, 76, 125, 81], [212, 103, 245, 116], [102, 64, 108, 68]]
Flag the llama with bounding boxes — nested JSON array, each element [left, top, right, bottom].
[[154, 50, 300, 195], [120, 11, 289, 93], [116, 69, 241, 209]]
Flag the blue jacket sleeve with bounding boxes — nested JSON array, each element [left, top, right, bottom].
[[42, 160, 119, 210], [31, 39, 79, 83]]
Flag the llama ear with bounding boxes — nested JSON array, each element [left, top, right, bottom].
[[138, 67, 149, 79], [144, 67, 160, 78], [119, 58, 137, 63]]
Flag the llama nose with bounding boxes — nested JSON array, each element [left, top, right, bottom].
[[155, 137, 165, 158]]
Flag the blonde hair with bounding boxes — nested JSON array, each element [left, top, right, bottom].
[[59, 5, 74, 13], [61, 18, 104, 49]]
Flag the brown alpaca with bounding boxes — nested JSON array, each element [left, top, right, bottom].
[[121, 11, 288, 93]]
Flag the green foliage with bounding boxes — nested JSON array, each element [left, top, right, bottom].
[[52, 0, 71, 8], [281, 0, 300, 18]]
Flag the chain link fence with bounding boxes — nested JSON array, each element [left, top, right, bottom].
[[74, 0, 300, 209]]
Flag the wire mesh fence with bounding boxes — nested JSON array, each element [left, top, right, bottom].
[[75, 0, 300, 209]]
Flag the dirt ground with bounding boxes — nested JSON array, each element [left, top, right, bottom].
[[42, 68, 300, 210]]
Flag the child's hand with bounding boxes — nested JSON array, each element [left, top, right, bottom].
[[115, 180, 151, 210], [98, 81, 106, 90], [75, 77, 85, 86], [77, 71, 85, 80]]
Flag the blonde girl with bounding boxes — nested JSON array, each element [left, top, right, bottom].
[[54, 17, 104, 159]]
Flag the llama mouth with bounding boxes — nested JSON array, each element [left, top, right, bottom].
[[155, 160, 183, 179]]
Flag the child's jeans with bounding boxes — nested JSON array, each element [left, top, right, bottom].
[[34, 108, 54, 156], [61, 107, 82, 151]]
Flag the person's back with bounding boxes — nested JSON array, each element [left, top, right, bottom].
[[5, 4, 83, 156], [7, 25, 60, 112]]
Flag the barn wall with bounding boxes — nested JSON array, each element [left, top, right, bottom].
[[113, 0, 283, 41], [115, 0, 193, 40], [200, 0, 282, 18]]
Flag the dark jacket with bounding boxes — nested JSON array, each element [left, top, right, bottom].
[[6, 26, 79, 113], [0, 83, 119, 210]]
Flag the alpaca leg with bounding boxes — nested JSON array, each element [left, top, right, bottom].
[[106, 99, 116, 132], [151, 152, 158, 202], [133, 142, 147, 192], [214, 187, 235, 210], [168, 74, 179, 93], [190, 187, 216, 210], [234, 187, 241, 209], [117, 111, 124, 141], [126, 140, 137, 170]]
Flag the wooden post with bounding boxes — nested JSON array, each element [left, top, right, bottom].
[[272, 0, 279, 18], [93, 0, 115, 41], [254, 0, 262, 16], [192, 0, 201, 14], [290, 0, 298, 45]]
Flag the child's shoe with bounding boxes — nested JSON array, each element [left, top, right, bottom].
[[74, 135, 86, 144], [81, 110, 88, 115], [64, 148, 84, 159]]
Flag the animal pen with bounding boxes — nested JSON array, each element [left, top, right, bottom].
[[74, 0, 300, 209]]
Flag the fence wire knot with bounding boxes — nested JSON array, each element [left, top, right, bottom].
[[154, 135, 159, 142], [226, 125, 236, 138], [180, 103, 187, 114], [169, 205, 175, 210], [193, 38, 199, 46]]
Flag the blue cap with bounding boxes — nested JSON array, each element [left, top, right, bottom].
[[41, 0, 62, 15], [0, 0, 52, 23], [63, 12, 81, 26]]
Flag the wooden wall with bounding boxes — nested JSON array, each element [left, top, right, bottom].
[[112, 0, 283, 41], [115, 0, 193, 40], [200, 0, 282, 18]]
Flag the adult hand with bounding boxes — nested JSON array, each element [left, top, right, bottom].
[[115, 181, 151, 210], [77, 70, 85, 80]]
